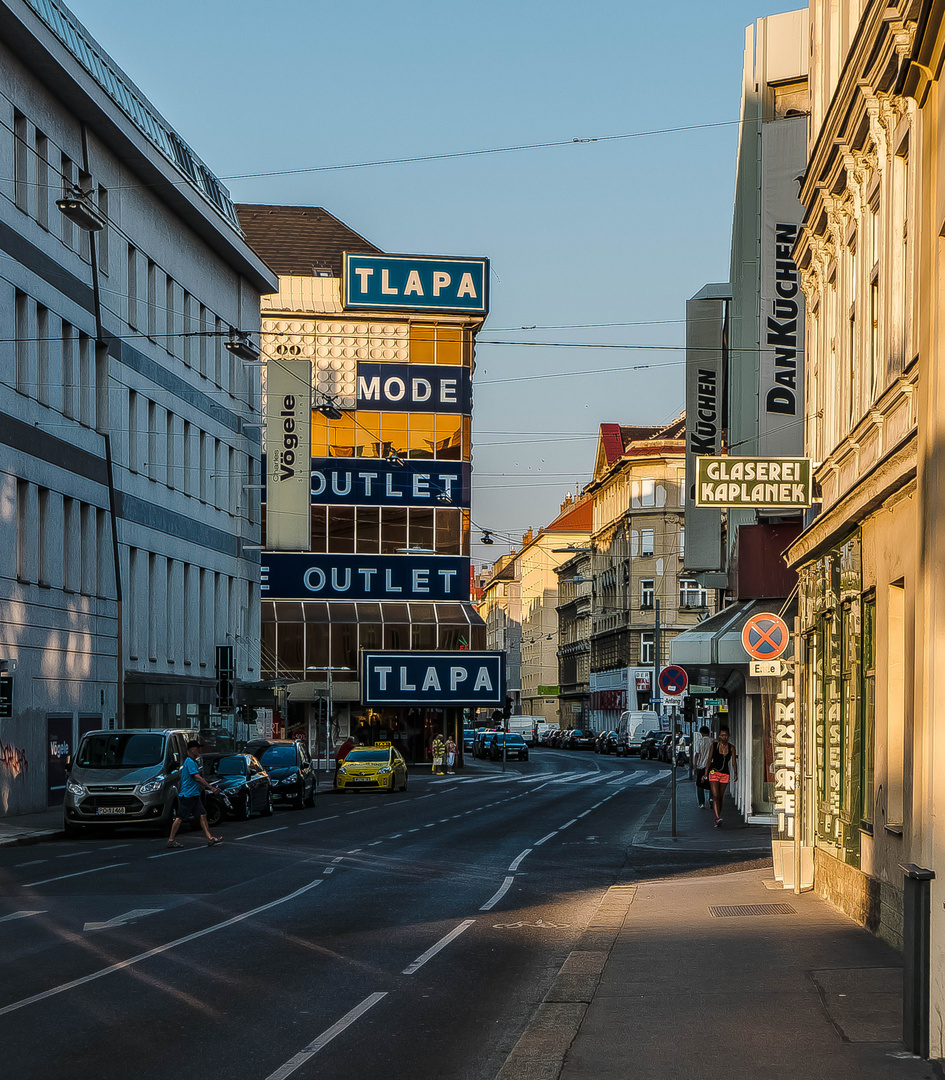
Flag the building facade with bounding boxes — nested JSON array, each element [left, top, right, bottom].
[[0, 0, 276, 815], [237, 206, 489, 761]]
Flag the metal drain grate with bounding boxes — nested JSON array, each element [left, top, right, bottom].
[[709, 903, 797, 918]]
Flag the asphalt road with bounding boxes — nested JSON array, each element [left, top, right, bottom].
[[0, 749, 670, 1080]]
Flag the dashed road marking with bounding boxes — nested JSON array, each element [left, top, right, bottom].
[[403, 920, 476, 975], [480, 876, 515, 911]]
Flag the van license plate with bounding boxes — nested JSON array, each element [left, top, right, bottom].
[[97, 806, 125, 815]]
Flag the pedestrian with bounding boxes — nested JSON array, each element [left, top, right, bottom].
[[694, 725, 713, 809], [432, 733, 446, 775], [445, 734, 457, 774], [167, 741, 222, 849], [334, 736, 355, 779], [706, 725, 737, 827]]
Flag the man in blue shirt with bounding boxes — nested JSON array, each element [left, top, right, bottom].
[[167, 741, 222, 848]]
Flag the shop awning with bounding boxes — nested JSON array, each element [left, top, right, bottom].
[[669, 598, 791, 692], [261, 600, 485, 629]]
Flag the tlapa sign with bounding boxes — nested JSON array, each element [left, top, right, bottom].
[[362, 651, 505, 706], [344, 253, 489, 315]]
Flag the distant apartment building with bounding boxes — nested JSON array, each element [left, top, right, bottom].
[[0, 0, 276, 815]]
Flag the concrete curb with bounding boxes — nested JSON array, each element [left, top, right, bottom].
[[493, 883, 638, 1080], [0, 827, 64, 848]]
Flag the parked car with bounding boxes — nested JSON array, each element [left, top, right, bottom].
[[462, 729, 476, 754], [657, 734, 675, 762], [594, 730, 615, 754], [200, 753, 273, 820], [613, 711, 653, 756], [489, 733, 529, 761], [63, 727, 199, 837], [566, 729, 596, 751], [244, 739, 316, 809], [474, 730, 499, 758], [639, 730, 664, 760]]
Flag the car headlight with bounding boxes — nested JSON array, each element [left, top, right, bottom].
[[338, 765, 349, 774], [137, 776, 166, 795], [66, 779, 85, 797], [282, 772, 300, 783], [377, 766, 392, 774]]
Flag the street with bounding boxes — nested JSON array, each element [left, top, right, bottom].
[[0, 750, 670, 1080]]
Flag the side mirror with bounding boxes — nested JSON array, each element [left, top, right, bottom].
[[171, 753, 180, 767]]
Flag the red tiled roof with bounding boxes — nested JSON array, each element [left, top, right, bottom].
[[544, 498, 593, 532]]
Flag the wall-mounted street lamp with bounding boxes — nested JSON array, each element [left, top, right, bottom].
[[56, 187, 105, 232], [315, 396, 344, 420], [225, 328, 260, 363]]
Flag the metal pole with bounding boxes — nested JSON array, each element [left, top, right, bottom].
[[326, 668, 332, 775]]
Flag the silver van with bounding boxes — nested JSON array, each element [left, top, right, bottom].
[[63, 728, 197, 836], [613, 710, 654, 756]]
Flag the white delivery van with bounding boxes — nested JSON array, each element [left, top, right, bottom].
[[507, 716, 535, 744], [613, 710, 653, 756]]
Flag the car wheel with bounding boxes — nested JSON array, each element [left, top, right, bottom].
[[205, 799, 223, 829], [305, 782, 316, 808], [236, 794, 250, 820], [291, 792, 304, 810], [260, 790, 274, 817]]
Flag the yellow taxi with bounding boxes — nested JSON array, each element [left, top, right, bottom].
[[334, 742, 408, 793]]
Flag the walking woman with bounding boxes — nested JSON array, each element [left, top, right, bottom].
[[706, 725, 737, 827]]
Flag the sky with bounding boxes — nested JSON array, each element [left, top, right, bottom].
[[67, 0, 801, 565]]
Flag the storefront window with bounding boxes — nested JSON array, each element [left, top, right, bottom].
[[380, 507, 408, 553], [310, 504, 326, 553], [356, 507, 380, 553], [861, 593, 875, 828]]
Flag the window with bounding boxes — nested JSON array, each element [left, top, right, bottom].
[[147, 260, 157, 340], [127, 389, 139, 472], [16, 480, 30, 581], [13, 110, 28, 213], [640, 632, 655, 665], [61, 154, 76, 250], [38, 488, 51, 586], [166, 276, 176, 355], [127, 245, 138, 328], [641, 529, 654, 556], [15, 290, 29, 395], [97, 186, 109, 275], [861, 593, 875, 828], [640, 579, 654, 609], [35, 130, 48, 229], [679, 579, 707, 609]]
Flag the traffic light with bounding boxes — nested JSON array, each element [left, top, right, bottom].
[[503, 695, 513, 720], [215, 645, 234, 710], [683, 696, 696, 725]]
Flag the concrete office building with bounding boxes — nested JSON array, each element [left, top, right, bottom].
[[0, 0, 276, 815], [237, 205, 489, 760]]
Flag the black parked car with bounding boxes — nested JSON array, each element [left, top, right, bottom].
[[639, 730, 664, 760], [244, 739, 316, 809], [567, 729, 596, 751], [200, 753, 273, 821], [657, 734, 675, 763], [489, 733, 529, 761], [594, 730, 614, 754]]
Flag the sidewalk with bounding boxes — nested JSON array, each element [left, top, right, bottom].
[[0, 806, 63, 847], [496, 783, 935, 1080]]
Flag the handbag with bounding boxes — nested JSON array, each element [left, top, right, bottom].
[[696, 770, 711, 790]]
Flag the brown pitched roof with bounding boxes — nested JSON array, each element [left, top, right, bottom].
[[234, 204, 382, 277], [544, 497, 593, 533]]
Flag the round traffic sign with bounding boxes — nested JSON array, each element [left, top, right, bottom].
[[658, 665, 689, 696], [741, 612, 790, 661]]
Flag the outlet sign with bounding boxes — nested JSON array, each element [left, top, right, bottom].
[[261, 553, 470, 601], [344, 253, 489, 315], [362, 651, 505, 706]]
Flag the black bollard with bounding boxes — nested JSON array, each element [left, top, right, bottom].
[[899, 863, 934, 1058]]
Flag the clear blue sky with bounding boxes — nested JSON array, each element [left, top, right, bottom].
[[69, 0, 801, 563]]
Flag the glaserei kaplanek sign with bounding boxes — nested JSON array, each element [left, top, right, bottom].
[[694, 456, 813, 508]]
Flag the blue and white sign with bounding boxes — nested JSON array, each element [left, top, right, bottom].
[[344, 253, 489, 315], [357, 363, 470, 412], [363, 651, 505, 706], [262, 553, 470, 601], [312, 460, 470, 507]]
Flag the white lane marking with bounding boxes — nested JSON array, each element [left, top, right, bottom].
[[591, 802, 605, 809], [559, 819, 579, 830], [508, 849, 532, 872], [480, 877, 515, 911], [577, 810, 593, 818], [402, 919, 476, 975], [424, 823, 435, 828], [347, 849, 362, 854], [16, 860, 46, 867], [367, 841, 383, 847], [389, 833, 402, 839], [99, 843, 131, 850], [0, 911, 46, 923], [331, 857, 344, 864], [56, 851, 89, 859], [534, 832, 557, 846], [636, 773, 666, 785], [84, 908, 162, 932], [233, 827, 288, 840], [24, 862, 128, 887], [439, 818, 451, 823], [264, 992, 388, 1080], [0, 879, 323, 1018], [408, 828, 420, 833], [149, 846, 206, 860], [323, 868, 334, 875]]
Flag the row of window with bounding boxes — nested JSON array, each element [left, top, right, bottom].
[[14, 481, 110, 597], [592, 631, 662, 670], [312, 411, 469, 461], [126, 547, 253, 673], [126, 387, 256, 518], [261, 617, 485, 679], [640, 578, 707, 609], [8, 105, 249, 403], [297, 505, 469, 556]]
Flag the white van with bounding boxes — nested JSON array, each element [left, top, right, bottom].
[[613, 710, 653, 756]]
